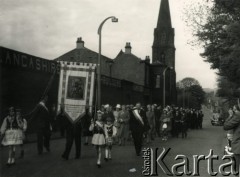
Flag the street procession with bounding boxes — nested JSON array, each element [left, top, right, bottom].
[[1, 0, 240, 177]]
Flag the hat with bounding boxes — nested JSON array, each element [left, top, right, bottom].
[[97, 110, 103, 114], [104, 104, 110, 109], [9, 107, 14, 111], [116, 104, 121, 109]]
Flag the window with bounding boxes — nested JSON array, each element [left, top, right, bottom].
[[155, 75, 161, 88]]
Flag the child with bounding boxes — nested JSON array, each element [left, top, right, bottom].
[[162, 122, 168, 141], [89, 110, 106, 168], [104, 117, 117, 161], [0, 107, 23, 166], [16, 109, 27, 159]]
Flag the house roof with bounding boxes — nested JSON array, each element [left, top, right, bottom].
[[114, 50, 142, 62], [55, 47, 112, 63]]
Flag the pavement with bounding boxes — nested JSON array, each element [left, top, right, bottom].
[[0, 106, 234, 177]]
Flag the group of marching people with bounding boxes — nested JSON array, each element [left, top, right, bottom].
[[0, 96, 204, 168]]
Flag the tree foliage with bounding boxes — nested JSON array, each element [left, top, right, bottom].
[[177, 78, 205, 109], [216, 76, 240, 98], [184, 0, 240, 86]]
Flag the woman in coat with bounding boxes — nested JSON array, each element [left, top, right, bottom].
[[224, 104, 240, 175]]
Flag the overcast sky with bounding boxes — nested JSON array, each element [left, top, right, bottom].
[[0, 0, 217, 89]]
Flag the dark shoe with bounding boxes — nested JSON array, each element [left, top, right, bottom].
[[84, 142, 88, 146], [19, 150, 24, 159], [46, 147, 50, 152], [97, 164, 101, 168], [104, 157, 108, 162], [61, 154, 68, 160], [6, 163, 11, 167]]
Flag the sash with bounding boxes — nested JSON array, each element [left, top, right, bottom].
[[39, 102, 48, 112], [95, 121, 104, 128], [132, 109, 144, 125]]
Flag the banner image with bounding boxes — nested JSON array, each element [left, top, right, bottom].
[[67, 76, 85, 100], [57, 62, 96, 123]]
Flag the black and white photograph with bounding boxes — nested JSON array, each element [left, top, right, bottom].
[[1, 0, 240, 176]]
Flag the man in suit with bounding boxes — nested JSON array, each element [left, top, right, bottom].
[[61, 106, 83, 160], [129, 102, 149, 156], [31, 96, 52, 155]]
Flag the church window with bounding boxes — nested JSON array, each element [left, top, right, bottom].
[[155, 75, 161, 88]]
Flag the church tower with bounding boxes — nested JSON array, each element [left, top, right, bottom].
[[152, 0, 175, 68], [150, 0, 177, 106]]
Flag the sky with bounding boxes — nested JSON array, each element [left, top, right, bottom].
[[0, 0, 217, 89]]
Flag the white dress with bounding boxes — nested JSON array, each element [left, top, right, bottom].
[[1, 116, 23, 146], [89, 121, 105, 146]]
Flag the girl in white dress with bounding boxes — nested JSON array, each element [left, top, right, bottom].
[[89, 111, 105, 168], [0, 107, 23, 166]]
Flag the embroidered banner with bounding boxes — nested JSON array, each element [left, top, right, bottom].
[[57, 61, 96, 123]]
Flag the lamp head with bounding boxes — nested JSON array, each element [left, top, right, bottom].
[[112, 17, 118, 22]]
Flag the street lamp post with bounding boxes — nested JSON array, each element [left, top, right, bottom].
[[97, 16, 118, 109], [163, 66, 173, 108]]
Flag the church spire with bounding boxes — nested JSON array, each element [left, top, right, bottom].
[[157, 0, 172, 28], [152, 0, 175, 67]]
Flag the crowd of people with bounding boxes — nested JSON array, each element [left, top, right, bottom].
[[0, 97, 204, 168]]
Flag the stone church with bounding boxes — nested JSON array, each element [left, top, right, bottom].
[[56, 0, 177, 106]]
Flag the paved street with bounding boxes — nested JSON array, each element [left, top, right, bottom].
[[0, 107, 232, 177]]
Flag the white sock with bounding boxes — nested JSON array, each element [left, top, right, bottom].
[[11, 158, 15, 164], [105, 149, 108, 158], [7, 158, 11, 164]]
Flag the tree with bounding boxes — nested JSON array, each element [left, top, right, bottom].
[[183, 0, 240, 87], [216, 76, 240, 99], [177, 78, 205, 109]]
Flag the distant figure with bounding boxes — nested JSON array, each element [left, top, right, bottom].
[[16, 108, 27, 159], [118, 105, 130, 146], [81, 106, 92, 145], [146, 105, 155, 143]]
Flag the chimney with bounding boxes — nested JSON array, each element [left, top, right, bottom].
[[125, 42, 132, 54], [145, 56, 150, 63], [76, 37, 84, 49]]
